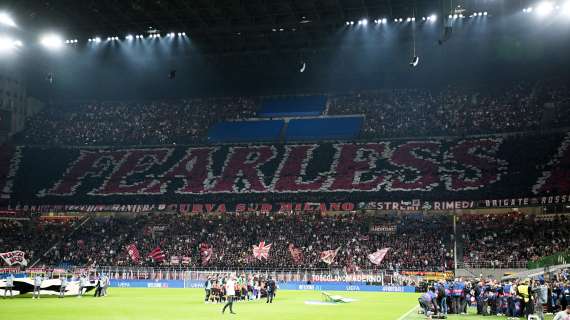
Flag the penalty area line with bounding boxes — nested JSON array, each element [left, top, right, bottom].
[[396, 305, 419, 320]]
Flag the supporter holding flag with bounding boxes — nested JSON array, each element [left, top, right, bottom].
[[252, 241, 271, 260], [288, 243, 303, 265], [148, 247, 165, 263], [368, 248, 390, 265], [199, 243, 213, 266], [126, 243, 140, 263], [320, 248, 340, 265]]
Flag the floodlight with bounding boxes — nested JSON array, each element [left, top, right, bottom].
[[40, 34, 64, 50], [0, 12, 16, 27], [0, 36, 21, 52]]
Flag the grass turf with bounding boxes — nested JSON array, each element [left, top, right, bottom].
[[0, 289, 556, 320]]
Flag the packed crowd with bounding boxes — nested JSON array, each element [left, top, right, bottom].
[[3, 212, 453, 271], [2, 212, 569, 272], [13, 79, 570, 146], [419, 269, 570, 319], [329, 83, 548, 138], [18, 97, 257, 146], [461, 212, 570, 268]]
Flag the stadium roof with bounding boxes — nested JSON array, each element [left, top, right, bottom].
[[2, 0, 523, 54]]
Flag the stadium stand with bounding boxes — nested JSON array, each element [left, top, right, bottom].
[[207, 120, 284, 143], [12, 82, 570, 145], [258, 95, 327, 117], [285, 116, 364, 141]]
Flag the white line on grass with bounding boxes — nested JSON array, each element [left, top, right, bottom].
[[396, 305, 419, 320]]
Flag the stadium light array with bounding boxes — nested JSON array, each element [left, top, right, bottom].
[[125, 34, 134, 40], [536, 2, 554, 16], [0, 12, 16, 28], [0, 36, 22, 53], [429, 14, 437, 21], [40, 34, 64, 50], [358, 19, 368, 26]]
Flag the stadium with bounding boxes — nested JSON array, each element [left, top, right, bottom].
[[0, 0, 570, 319]]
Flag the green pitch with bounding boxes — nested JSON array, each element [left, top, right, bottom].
[[0, 289, 555, 320]]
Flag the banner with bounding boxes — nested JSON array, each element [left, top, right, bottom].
[[369, 224, 397, 234], [9, 194, 570, 214], [368, 248, 390, 265], [252, 241, 271, 260], [0, 251, 27, 266], [320, 248, 340, 265]]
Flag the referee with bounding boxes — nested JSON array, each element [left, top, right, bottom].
[[222, 274, 237, 315]]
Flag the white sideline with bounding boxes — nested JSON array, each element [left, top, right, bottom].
[[396, 305, 419, 320]]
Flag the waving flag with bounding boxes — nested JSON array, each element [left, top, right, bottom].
[[199, 243, 213, 266], [126, 243, 140, 263], [0, 250, 27, 266], [288, 243, 303, 265], [148, 247, 165, 262], [320, 248, 340, 265], [368, 248, 390, 265], [252, 241, 272, 260]]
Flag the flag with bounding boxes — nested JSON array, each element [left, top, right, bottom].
[[368, 248, 390, 265], [170, 256, 180, 265], [199, 243, 213, 266], [126, 243, 140, 263], [288, 243, 303, 265], [0, 250, 27, 266], [148, 246, 165, 262], [182, 256, 191, 265], [252, 241, 272, 260], [320, 248, 340, 265]]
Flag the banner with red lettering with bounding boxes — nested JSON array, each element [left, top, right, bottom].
[[5, 135, 570, 209], [0, 250, 27, 266]]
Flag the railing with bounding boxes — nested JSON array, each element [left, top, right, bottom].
[[9, 266, 427, 286]]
